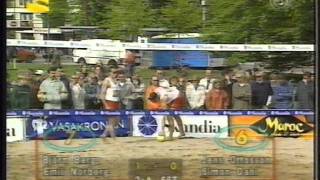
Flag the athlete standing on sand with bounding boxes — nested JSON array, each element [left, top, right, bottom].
[[100, 69, 122, 142]]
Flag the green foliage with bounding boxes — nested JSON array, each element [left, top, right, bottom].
[[67, 0, 112, 26], [161, 0, 202, 33], [202, 0, 314, 44], [201, 0, 314, 69], [99, 0, 155, 41], [42, 0, 69, 28]]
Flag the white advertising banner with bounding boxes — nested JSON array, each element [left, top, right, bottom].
[[132, 115, 228, 138], [7, 117, 25, 142], [7, 39, 314, 51]]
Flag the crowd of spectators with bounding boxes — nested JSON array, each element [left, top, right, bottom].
[[7, 63, 315, 112]]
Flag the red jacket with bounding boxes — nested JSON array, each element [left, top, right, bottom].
[[205, 89, 230, 110]]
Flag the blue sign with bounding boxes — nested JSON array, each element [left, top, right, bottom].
[[26, 115, 131, 139], [137, 115, 158, 136]]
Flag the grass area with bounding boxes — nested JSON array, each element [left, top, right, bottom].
[[7, 63, 207, 83]]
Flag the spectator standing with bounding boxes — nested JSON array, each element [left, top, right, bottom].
[[37, 67, 68, 109], [51, 48, 62, 67], [250, 71, 273, 109], [84, 75, 101, 109], [117, 73, 134, 109], [29, 70, 45, 109], [205, 80, 230, 110], [185, 76, 206, 109], [295, 72, 314, 109], [9, 74, 33, 109], [199, 70, 217, 93], [124, 50, 137, 77], [232, 73, 252, 109], [56, 68, 73, 109], [145, 76, 160, 110], [71, 78, 86, 109], [271, 74, 294, 109], [94, 65, 106, 85], [223, 71, 236, 109], [127, 76, 145, 109]]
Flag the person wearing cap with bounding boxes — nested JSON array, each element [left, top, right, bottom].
[[250, 71, 273, 109], [295, 72, 314, 110], [9, 74, 33, 109], [199, 70, 217, 93], [232, 72, 252, 109], [270, 74, 294, 109], [185, 76, 206, 109], [37, 67, 68, 109], [145, 76, 161, 110], [205, 80, 230, 110], [99, 69, 122, 141]]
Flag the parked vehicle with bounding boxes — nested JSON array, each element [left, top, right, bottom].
[[72, 39, 141, 66], [16, 48, 36, 63]]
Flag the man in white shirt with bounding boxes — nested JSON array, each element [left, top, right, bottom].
[[37, 67, 68, 109], [186, 76, 206, 109]]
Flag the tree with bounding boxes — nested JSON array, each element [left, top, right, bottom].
[[201, 0, 315, 69], [42, 0, 69, 28], [160, 0, 202, 33], [99, 0, 155, 41], [67, 0, 112, 26]]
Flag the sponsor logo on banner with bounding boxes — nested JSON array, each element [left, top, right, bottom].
[[7, 117, 25, 142], [27, 115, 130, 139], [214, 125, 270, 152], [251, 116, 313, 137], [132, 115, 228, 138]]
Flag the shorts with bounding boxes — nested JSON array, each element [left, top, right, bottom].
[[103, 100, 120, 110]]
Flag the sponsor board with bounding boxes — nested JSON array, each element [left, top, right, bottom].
[[132, 115, 228, 138], [7, 117, 26, 142], [230, 115, 313, 138], [26, 115, 130, 139], [7, 39, 314, 51]]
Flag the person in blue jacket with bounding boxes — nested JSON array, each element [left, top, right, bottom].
[[271, 74, 294, 109]]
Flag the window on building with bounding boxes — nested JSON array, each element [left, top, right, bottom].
[[19, 0, 32, 6], [6, 31, 16, 39], [20, 13, 33, 21], [21, 33, 34, 40], [6, 14, 15, 20], [7, 0, 15, 7]]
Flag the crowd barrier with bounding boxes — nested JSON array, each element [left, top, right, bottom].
[[6, 110, 314, 142]]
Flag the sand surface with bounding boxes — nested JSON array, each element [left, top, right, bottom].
[[7, 137, 314, 180]]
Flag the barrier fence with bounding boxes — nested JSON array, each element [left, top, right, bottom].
[[7, 110, 314, 142]]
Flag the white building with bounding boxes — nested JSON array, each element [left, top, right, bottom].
[[6, 0, 62, 40]]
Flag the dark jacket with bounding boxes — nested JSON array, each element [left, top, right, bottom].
[[295, 81, 314, 109]]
